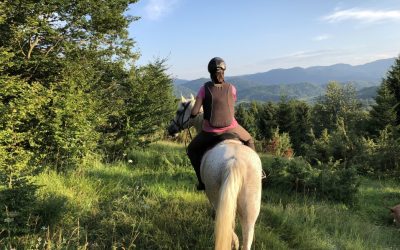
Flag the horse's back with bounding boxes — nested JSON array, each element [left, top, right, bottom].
[[201, 139, 262, 176], [201, 140, 262, 208]]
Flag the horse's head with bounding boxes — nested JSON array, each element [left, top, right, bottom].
[[167, 95, 195, 137]]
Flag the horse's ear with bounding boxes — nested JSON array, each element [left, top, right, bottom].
[[181, 96, 186, 102], [190, 93, 195, 100]]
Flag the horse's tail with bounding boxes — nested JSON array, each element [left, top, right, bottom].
[[215, 157, 243, 250]]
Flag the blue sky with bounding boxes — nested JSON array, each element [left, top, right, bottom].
[[127, 0, 400, 80]]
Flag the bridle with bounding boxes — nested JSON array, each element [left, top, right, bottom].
[[170, 101, 194, 150], [171, 101, 193, 134]]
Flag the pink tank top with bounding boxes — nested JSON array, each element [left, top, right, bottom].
[[197, 85, 239, 133]]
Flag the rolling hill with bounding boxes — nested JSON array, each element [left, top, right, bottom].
[[173, 58, 394, 102]]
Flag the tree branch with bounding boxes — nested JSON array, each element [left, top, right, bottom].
[[27, 34, 40, 59]]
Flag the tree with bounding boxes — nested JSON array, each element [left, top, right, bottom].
[[276, 95, 295, 134], [291, 100, 313, 155], [1, 0, 140, 169], [369, 80, 397, 136], [124, 60, 176, 147], [257, 101, 278, 141], [0, 51, 49, 234], [99, 60, 176, 158], [0, 0, 138, 83], [235, 102, 259, 138], [0, 0, 180, 237], [384, 56, 400, 125], [41, 57, 104, 171], [312, 82, 362, 137]]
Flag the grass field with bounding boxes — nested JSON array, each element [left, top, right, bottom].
[[3, 141, 400, 249]]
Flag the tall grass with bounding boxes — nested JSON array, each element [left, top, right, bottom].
[[2, 141, 400, 249]]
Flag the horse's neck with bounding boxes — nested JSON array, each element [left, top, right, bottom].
[[189, 112, 203, 134]]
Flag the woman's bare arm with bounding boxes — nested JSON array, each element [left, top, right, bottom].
[[191, 96, 203, 117]]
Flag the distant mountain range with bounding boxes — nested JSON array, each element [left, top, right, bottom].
[[173, 58, 395, 103]]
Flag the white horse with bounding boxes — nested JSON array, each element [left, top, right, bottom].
[[168, 95, 262, 250]]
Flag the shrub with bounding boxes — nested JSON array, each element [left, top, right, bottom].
[[355, 126, 400, 177], [303, 119, 362, 167], [264, 157, 359, 204], [264, 128, 293, 158], [0, 72, 45, 236]]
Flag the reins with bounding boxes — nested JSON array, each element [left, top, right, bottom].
[[170, 101, 192, 131]]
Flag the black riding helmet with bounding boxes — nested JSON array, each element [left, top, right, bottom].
[[208, 57, 226, 73]]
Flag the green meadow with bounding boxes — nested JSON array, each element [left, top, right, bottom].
[[3, 141, 399, 249]]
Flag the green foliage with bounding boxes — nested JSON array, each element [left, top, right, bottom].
[[304, 119, 362, 166], [312, 82, 362, 137], [264, 157, 359, 204], [0, 0, 138, 81], [0, 0, 144, 169], [41, 59, 103, 171], [385, 55, 400, 125], [237, 98, 312, 156], [264, 128, 293, 158], [99, 60, 176, 159], [356, 126, 400, 176], [235, 102, 260, 138], [292, 101, 313, 150], [368, 55, 400, 137], [0, 0, 177, 171], [0, 54, 48, 235], [256, 101, 278, 141], [278, 99, 313, 155], [126, 61, 176, 145], [276, 96, 296, 134], [316, 163, 359, 204], [368, 80, 397, 136]]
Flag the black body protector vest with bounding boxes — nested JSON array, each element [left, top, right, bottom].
[[203, 81, 235, 128]]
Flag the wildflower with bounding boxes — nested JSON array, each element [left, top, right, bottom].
[[128, 159, 133, 163], [4, 217, 13, 223]]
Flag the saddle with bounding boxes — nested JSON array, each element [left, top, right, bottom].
[[207, 132, 242, 150]]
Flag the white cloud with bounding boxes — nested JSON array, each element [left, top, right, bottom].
[[313, 34, 331, 41], [144, 0, 179, 21], [284, 49, 340, 59], [323, 8, 400, 23]]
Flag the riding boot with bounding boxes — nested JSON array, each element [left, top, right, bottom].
[[187, 146, 205, 191], [194, 163, 205, 191], [245, 139, 256, 151]]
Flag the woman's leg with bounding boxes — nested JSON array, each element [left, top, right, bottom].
[[227, 125, 256, 151], [187, 131, 214, 190]]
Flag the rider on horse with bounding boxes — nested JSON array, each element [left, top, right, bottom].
[[188, 57, 256, 190]]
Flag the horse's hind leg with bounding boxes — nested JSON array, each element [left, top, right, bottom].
[[232, 232, 239, 250], [239, 191, 261, 250], [240, 217, 256, 250]]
